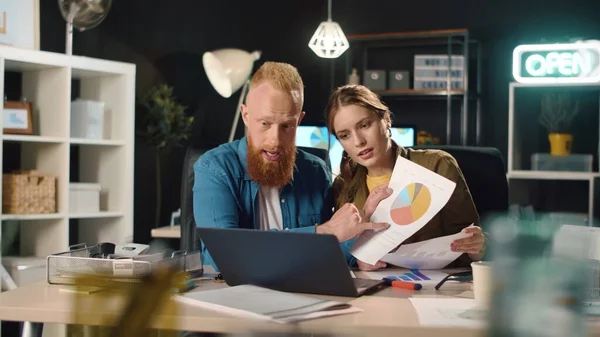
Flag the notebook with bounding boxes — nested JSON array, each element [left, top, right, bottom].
[[174, 284, 362, 324]]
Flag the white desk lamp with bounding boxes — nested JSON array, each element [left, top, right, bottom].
[[202, 48, 261, 142]]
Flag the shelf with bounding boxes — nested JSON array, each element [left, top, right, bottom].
[[70, 138, 124, 146], [344, 28, 481, 146], [374, 89, 466, 97], [347, 29, 469, 41], [4, 56, 66, 73], [0, 45, 135, 257], [1, 213, 65, 221], [3, 135, 65, 143], [507, 170, 600, 181], [69, 212, 123, 219]]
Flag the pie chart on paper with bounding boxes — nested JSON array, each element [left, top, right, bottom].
[[390, 183, 432, 225]]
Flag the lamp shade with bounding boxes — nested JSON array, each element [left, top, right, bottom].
[[202, 49, 261, 98], [308, 20, 349, 59]]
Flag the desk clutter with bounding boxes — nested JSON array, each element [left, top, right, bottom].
[[46, 242, 203, 286]]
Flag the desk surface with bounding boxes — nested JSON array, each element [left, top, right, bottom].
[[151, 225, 181, 239], [0, 270, 597, 336]]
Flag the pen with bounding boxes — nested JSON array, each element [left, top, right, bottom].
[[383, 277, 422, 290]]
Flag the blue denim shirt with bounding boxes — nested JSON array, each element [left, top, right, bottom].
[[192, 137, 356, 270]]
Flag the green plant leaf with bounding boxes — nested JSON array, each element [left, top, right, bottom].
[[135, 84, 195, 152]]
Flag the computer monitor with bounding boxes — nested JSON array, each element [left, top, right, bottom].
[[295, 125, 333, 151], [295, 125, 416, 177]]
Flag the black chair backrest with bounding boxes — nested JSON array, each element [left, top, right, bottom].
[[298, 146, 331, 172], [180, 146, 208, 252], [179, 145, 331, 251], [411, 145, 509, 217]]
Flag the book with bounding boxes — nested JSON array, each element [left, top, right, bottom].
[[174, 284, 362, 324]]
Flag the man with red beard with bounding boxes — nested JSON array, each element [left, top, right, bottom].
[[193, 62, 391, 270]]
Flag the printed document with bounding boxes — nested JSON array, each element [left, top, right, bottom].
[[361, 268, 456, 285], [380, 231, 471, 269], [174, 285, 362, 323], [350, 156, 456, 265], [409, 298, 486, 328]]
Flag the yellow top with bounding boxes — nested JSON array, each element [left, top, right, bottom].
[[366, 173, 392, 192]]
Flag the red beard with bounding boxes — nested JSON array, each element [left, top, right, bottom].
[[246, 137, 296, 188]]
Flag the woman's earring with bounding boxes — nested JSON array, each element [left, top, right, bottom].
[[387, 127, 392, 138]]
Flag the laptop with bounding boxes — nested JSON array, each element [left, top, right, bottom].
[[196, 227, 386, 297]]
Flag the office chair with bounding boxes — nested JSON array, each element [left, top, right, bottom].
[[179, 144, 331, 252], [411, 145, 509, 217], [179, 146, 208, 252]]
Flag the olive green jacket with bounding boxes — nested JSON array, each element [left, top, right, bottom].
[[333, 144, 480, 268]]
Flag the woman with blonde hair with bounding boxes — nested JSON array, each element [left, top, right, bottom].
[[325, 84, 485, 270]]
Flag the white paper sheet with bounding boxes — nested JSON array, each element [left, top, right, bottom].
[[409, 298, 487, 328], [361, 268, 454, 285], [174, 285, 362, 324], [380, 231, 471, 269], [350, 156, 457, 265]]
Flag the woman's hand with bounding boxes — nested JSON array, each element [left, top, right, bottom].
[[451, 225, 486, 258], [357, 259, 387, 271]]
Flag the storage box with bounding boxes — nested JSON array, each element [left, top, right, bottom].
[[363, 70, 386, 91], [388, 71, 410, 90], [71, 99, 105, 139], [414, 54, 465, 68], [2, 256, 46, 287], [2, 170, 56, 214], [69, 183, 101, 213], [531, 153, 593, 172], [414, 68, 464, 79]]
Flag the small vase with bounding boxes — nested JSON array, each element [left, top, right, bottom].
[[548, 133, 573, 156], [348, 68, 360, 85]]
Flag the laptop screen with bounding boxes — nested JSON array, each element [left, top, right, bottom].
[[296, 125, 416, 176]]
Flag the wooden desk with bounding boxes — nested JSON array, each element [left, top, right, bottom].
[[0, 271, 481, 336], [0, 270, 597, 336], [151, 225, 181, 239]]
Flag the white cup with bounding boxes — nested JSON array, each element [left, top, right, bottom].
[[471, 261, 492, 308]]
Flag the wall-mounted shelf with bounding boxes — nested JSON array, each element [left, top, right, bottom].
[[507, 81, 600, 223], [344, 28, 482, 145]]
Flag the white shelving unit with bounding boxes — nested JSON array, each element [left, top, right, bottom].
[[0, 45, 136, 258], [507, 81, 600, 224]]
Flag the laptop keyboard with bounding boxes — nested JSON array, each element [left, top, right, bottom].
[[353, 278, 380, 289]]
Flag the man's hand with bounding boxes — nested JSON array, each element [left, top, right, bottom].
[[363, 183, 393, 219], [357, 259, 387, 271], [317, 203, 389, 242]]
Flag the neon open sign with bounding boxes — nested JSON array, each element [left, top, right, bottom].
[[513, 41, 600, 84]]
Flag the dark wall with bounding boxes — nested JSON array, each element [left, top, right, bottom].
[[38, 0, 600, 243]]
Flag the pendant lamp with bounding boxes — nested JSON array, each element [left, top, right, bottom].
[[308, 0, 349, 58]]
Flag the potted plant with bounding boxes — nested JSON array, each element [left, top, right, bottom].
[[137, 84, 195, 228], [539, 92, 580, 156]]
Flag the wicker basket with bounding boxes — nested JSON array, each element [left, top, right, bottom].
[[3, 170, 56, 214]]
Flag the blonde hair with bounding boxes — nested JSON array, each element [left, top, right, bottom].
[[250, 61, 304, 110]]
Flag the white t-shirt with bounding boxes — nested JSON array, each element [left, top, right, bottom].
[[258, 186, 283, 231]]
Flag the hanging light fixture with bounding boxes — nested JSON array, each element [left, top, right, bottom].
[[308, 0, 349, 58]]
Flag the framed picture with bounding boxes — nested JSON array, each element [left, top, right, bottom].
[[4, 101, 33, 135], [0, 0, 40, 50]]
